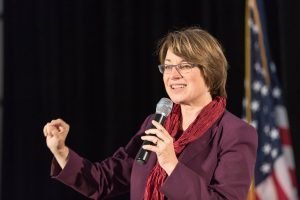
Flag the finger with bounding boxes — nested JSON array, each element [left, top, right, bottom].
[[145, 128, 169, 143], [142, 144, 159, 153], [145, 129, 164, 142], [141, 135, 159, 145], [50, 128, 59, 136], [58, 125, 64, 133], [60, 123, 70, 133], [151, 120, 165, 131], [49, 124, 63, 136], [43, 123, 48, 137], [51, 118, 64, 123], [151, 120, 171, 138], [52, 119, 69, 133], [46, 123, 55, 137], [49, 118, 65, 128]]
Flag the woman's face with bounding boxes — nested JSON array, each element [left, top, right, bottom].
[[163, 48, 211, 106]]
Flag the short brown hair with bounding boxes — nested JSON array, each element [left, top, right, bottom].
[[157, 26, 228, 98]]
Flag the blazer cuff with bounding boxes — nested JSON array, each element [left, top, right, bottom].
[[50, 149, 84, 183]]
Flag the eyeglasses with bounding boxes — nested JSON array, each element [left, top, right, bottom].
[[158, 62, 200, 74]]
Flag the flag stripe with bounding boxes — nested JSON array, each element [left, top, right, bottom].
[[272, 171, 289, 200], [279, 128, 291, 146], [256, 176, 278, 200], [273, 156, 296, 199]]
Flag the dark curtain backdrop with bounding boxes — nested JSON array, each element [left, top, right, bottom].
[[2, 0, 300, 199]]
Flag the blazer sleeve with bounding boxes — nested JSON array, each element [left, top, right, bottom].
[[50, 115, 152, 200], [160, 115, 258, 200]]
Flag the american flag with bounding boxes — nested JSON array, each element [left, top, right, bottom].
[[244, 0, 298, 199]]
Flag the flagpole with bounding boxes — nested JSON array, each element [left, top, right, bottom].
[[245, 0, 256, 199], [245, 0, 252, 124]]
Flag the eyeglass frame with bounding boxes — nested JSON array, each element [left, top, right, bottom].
[[157, 62, 201, 74]]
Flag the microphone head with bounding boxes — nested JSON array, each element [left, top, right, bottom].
[[156, 97, 173, 116]]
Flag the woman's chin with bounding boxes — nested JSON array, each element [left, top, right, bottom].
[[169, 97, 184, 104]]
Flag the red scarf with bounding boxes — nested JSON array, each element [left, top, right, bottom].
[[144, 96, 226, 200]]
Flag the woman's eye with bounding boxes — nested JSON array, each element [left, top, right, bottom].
[[165, 65, 173, 70], [180, 64, 191, 69]]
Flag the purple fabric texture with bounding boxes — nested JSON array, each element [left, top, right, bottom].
[[51, 111, 257, 200]]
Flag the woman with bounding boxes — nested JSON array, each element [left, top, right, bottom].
[[44, 27, 257, 200]]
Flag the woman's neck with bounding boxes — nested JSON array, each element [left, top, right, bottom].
[[180, 98, 212, 130]]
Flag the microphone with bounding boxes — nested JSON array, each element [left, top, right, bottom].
[[135, 97, 173, 164]]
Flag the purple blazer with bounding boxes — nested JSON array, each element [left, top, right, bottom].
[[51, 111, 258, 200]]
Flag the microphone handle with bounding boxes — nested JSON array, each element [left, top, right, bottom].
[[135, 114, 166, 164]]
